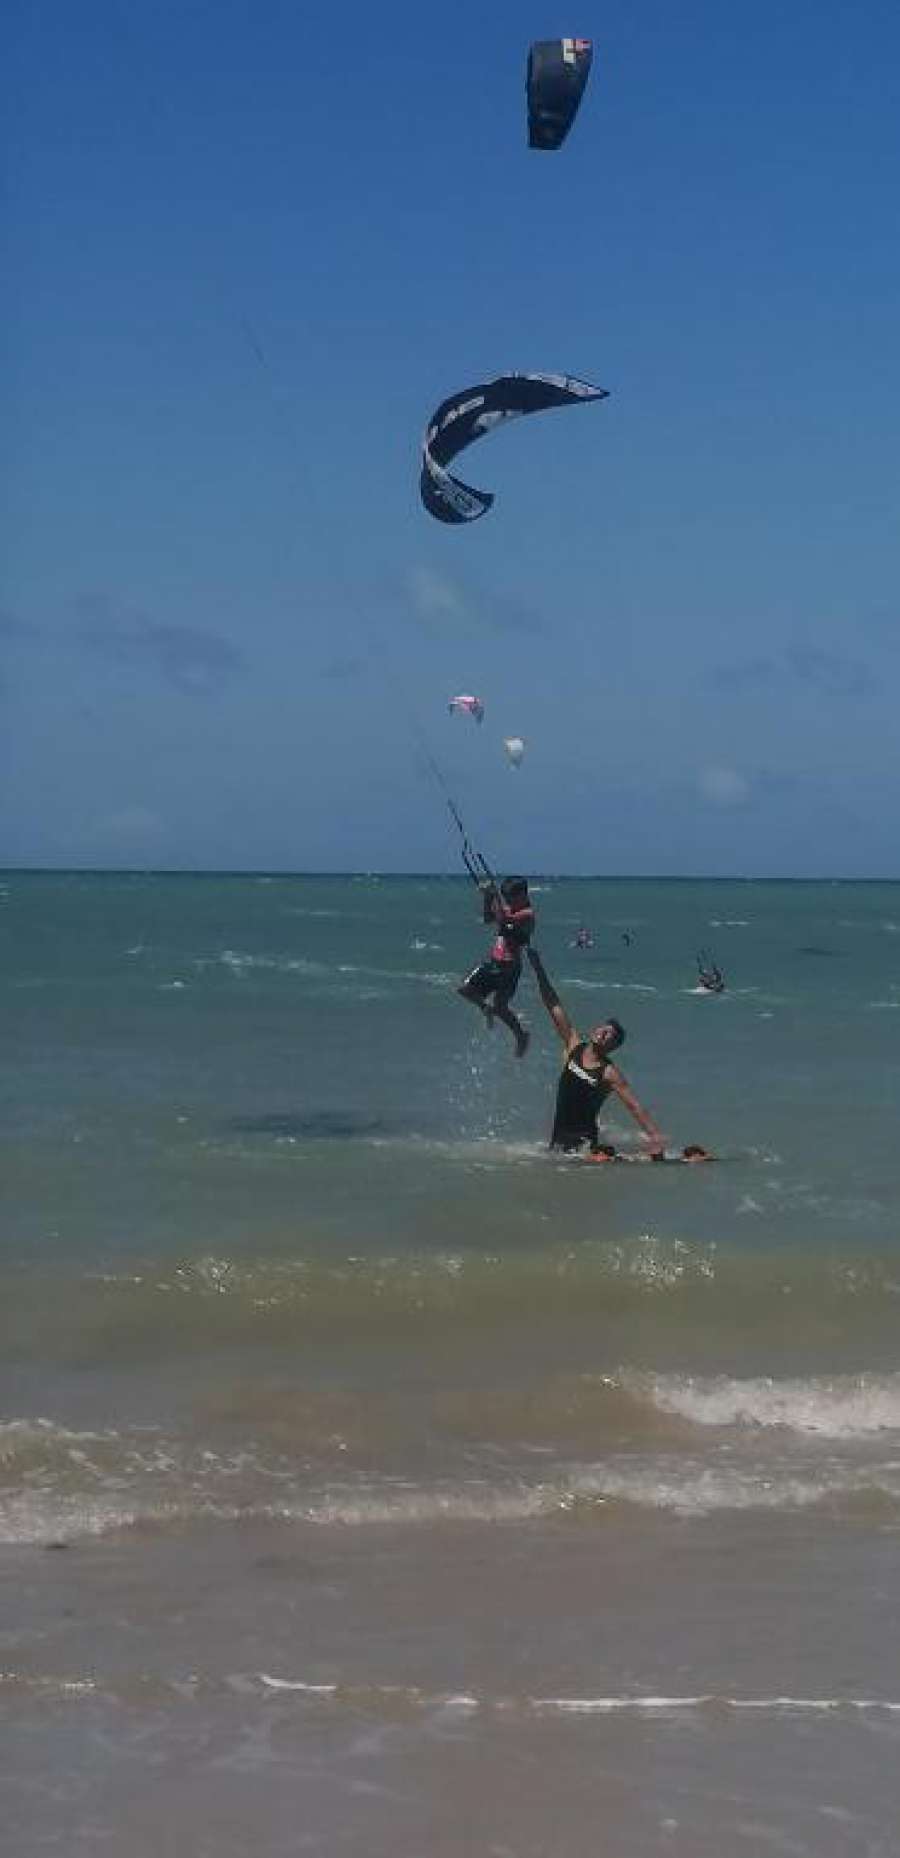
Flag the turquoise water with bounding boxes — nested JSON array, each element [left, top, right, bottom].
[[4, 872, 900, 1854], [4, 870, 900, 1263]]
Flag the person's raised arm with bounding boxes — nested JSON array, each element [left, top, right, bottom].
[[527, 947, 578, 1053], [605, 1064, 665, 1156]]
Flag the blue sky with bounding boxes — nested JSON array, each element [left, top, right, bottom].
[[3, 0, 899, 874]]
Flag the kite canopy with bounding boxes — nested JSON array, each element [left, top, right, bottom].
[[503, 736, 525, 768], [527, 39, 593, 151], [449, 694, 484, 724], [420, 372, 608, 526]]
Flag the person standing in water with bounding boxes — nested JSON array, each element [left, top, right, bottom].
[[527, 947, 665, 1155]]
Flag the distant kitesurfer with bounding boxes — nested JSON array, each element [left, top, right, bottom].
[[696, 951, 725, 994], [459, 876, 534, 1057], [527, 947, 665, 1154], [571, 926, 593, 950]]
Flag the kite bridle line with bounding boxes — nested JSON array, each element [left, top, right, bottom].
[[238, 331, 500, 886], [444, 796, 498, 892], [416, 747, 498, 890], [356, 620, 500, 890], [697, 947, 723, 981]]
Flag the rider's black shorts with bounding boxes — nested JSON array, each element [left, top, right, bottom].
[[462, 957, 521, 1005]]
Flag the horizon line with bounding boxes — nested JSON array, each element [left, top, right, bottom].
[[2, 867, 898, 885]]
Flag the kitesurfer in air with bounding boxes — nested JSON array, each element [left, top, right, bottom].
[[459, 876, 534, 1057], [527, 947, 665, 1155]]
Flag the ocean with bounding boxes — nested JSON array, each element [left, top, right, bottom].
[[3, 871, 900, 1855]]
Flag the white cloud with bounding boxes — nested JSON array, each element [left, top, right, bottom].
[[408, 566, 468, 624], [697, 765, 751, 807]]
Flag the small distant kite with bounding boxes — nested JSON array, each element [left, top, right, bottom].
[[527, 39, 593, 151], [448, 694, 485, 725], [420, 372, 608, 526], [503, 737, 525, 768]]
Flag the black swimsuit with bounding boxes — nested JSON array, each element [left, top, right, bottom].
[[550, 1042, 612, 1151]]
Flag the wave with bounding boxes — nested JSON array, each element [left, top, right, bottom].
[[634, 1370, 900, 1437], [8, 1365, 900, 1509], [2, 1666, 899, 1720], [6, 1474, 900, 1545], [5, 1413, 900, 1543], [562, 976, 658, 994], [218, 950, 331, 978], [6, 1236, 900, 1359], [5, 1472, 900, 1545], [217, 949, 456, 989]]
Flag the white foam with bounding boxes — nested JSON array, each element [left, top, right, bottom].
[[560, 1462, 840, 1517], [530, 1694, 900, 1717], [635, 1371, 900, 1438], [1, 1416, 107, 1444], [563, 977, 658, 994], [5, 1669, 900, 1719], [0, 1673, 99, 1698], [534, 1695, 709, 1714], [363, 1134, 545, 1166], [260, 1675, 337, 1695], [219, 950, 328, 977], [217, 949, 455, 990], [298, 1485, 553, 1527], [5, 1416, 900, 1546]]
